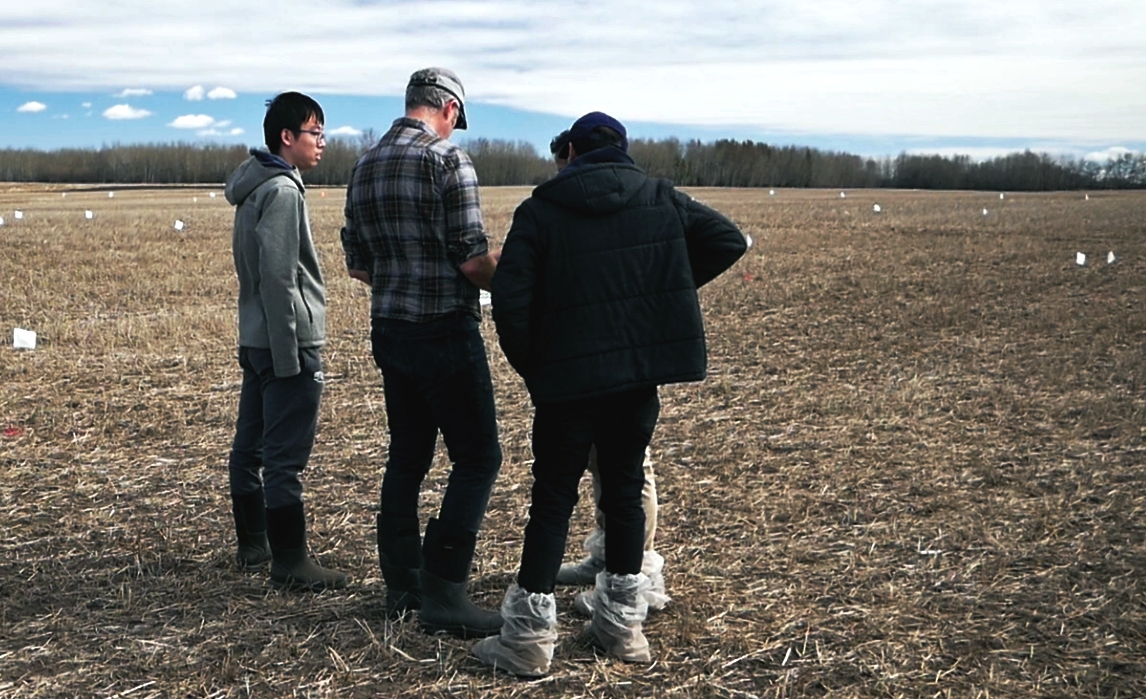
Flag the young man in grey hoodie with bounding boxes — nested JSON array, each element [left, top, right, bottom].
[[224, 91, 346, 592]]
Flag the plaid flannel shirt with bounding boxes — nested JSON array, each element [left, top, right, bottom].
[[341, 118, 488, 322]]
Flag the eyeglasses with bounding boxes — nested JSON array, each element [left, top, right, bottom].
[[298, 129, 326, 144]]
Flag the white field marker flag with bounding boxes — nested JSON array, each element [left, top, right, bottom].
[[0, 216, 5, 226], [873, 204, 881, 213], [769, 189, 775, 196], [840, 192, 846, 198], [1000, 193, 1005, 199], [1085, 194, 1090, 200], [210, 192, 216, 198], [85, 210, 93, 220], [1076, 252, 1087, 266], [14, 210, 23, 220], [193, 197, 198, 203], [1107, 251, 1115, 264], [62, 192, 67, 198], [174, 220, 185, 231], [108, 191, 115, 198], [13, 328, 36, 349], [982, 208, 989, 216]]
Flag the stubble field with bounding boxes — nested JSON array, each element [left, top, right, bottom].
[[0, 184, 1143, 698]]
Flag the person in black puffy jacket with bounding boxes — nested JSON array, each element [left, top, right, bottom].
[[473, 112, 747, 676]]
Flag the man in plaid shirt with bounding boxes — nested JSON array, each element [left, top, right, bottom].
[[341, 67, 503, 639]]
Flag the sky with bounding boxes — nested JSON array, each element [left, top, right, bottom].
[[2, 1, 1144, 163]]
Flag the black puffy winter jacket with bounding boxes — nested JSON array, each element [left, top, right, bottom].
[[491, 147, 747, 403]]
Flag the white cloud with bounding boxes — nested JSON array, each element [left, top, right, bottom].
[[195, 126, 244, 137], [3, 2, 1146, 142], [115, 88, 152, 97], [207, 87, 237, 100], [169, 114, 216, 129], [1084, 146, 1139, 162], [329, 126, 363, 137], [81, 102, 92, 108], [103, 104, 152, 120], [17, 101, 47, 113], [214, 119, 231, 128]]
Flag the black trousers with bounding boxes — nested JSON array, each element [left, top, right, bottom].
[[228, 346, 323, 509], [517, 386, 659, 594], [371, 313, 503, 537]]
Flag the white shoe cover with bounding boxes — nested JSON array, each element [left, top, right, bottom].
[[641, 550, 671, 611], [472, 585, 558, 678], [556, 529, 607, 586], [585, 528, 606, 560], [587, 572, 651, 663], [573, 551, 669, 616]]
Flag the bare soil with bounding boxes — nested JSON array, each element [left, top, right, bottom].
[[1, 186, 1143, 698]]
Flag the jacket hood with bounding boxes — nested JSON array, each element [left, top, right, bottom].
[[532, 146, 646, 215], [225, 149, 302, 205]]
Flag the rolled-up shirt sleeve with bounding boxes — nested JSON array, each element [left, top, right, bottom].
[[442, 150, 489, 266]]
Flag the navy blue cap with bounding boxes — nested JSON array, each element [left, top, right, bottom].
[[568, 111, 628, 152]]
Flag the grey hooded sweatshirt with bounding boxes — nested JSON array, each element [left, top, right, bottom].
[[225, 150, 326, 378]]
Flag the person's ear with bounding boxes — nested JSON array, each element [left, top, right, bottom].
[[567, 143, 578, 162], [280, 128, 296, 149]]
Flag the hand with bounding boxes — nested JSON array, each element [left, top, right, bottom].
[[348, 269, 371, 285]]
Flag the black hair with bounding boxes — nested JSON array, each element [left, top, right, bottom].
[[549, 130, 571, 161], [263, 92, 324, 155], [570, 126, 624, 156]]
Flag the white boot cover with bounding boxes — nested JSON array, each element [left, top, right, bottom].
[[556, 528, 606, 585], [574, 552, 670, 616], [587, 572, 651, 663], [584, 527, 606, 561], [472, 585, 558, 678], [641, 550, 671, 611]]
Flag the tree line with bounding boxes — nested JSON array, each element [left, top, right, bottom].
[[0, 136, 1142, 190]]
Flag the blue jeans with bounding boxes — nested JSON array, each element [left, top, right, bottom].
[[517, 386, 659, 594], [371, 313, 503, 536], [228, 346, 323, 509]]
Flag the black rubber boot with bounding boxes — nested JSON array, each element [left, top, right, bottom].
[[266, 503, 348, 592], [419, 517, 502, 638], [232, 491, 272, 569], [377, 513, 422, 619]]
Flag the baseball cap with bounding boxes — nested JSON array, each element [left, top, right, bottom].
[[549, 129, 571, 159], [407, 67, 468, 130], [568, 111, 628, 152]]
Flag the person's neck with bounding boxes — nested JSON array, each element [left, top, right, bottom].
[[406, 109, 449, 139]]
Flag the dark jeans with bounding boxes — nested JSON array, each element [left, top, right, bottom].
[[371, 313, 502, 536], [517, 386, 659, 594], [228, 346, 323, 510]]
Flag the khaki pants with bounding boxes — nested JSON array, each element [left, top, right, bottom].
[[587, 445, 657, 551]]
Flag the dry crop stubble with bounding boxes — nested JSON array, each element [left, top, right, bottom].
[[0, 185, 1144, 698]]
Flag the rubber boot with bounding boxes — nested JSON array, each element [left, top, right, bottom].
[[555, 529, 606, 586], [231, 490, 271, 569], [377, 513, 421, 619], [266, 502, 348, 592], [419, 517, 502, 638], [587, 571, 651, 663], [472, 585, 558, 678]]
